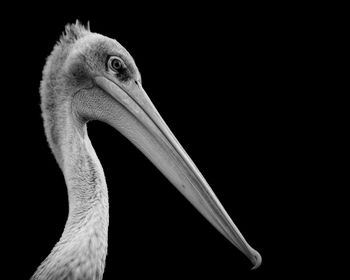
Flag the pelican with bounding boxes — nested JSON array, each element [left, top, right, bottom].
[[31, 21, 261, 280]]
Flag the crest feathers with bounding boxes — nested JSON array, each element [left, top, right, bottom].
[[60, 20, 90, 45]]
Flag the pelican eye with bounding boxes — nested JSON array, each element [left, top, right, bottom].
[[108, 56, 124, 72], [107, 56, 131, 82]]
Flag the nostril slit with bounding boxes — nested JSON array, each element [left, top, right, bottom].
[[134, 80, 141, 87]]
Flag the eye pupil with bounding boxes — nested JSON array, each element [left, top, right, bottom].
[[111, 58, 122, 71]]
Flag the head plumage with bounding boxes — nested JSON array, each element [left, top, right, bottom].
[[60, 20, 91, 45], [40, 20, 92, 166]]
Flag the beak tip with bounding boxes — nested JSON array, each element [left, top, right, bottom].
[[250, 250, 262, 270]]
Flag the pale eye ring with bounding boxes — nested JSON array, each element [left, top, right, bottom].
[[108, 57, 123, 72]]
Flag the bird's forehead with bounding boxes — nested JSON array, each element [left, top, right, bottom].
[[74, 33, 133, 62]]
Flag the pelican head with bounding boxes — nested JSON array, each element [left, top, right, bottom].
[[33, 22, 261, 279]]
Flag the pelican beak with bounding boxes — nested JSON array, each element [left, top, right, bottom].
[[95, 76, 261, 269]]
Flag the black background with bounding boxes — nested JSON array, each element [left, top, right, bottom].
[[1, 3, 331, 279]]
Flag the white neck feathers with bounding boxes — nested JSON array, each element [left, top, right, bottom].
[[32, 121, 109, 280]]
